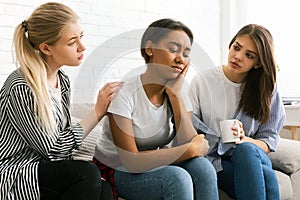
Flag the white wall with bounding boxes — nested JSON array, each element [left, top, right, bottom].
[[0, 0, 222, 103], [242, 0, 300, 98]]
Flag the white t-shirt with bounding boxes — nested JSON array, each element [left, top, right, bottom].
[[94, 74, 192, 169], [189, 66, 242, 135], [48, 76, 67, 129]]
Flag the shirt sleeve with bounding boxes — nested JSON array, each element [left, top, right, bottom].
[[188, 74, 202, 116], [7, 84, 83, 160], [108, 89, 133, 119], [253, 90, 286, 152], [182, 78, 193, 112]]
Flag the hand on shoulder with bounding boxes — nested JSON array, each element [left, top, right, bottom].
[[94, 81, 124, 121]]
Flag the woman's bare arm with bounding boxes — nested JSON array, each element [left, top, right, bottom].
[[109, 113, 205, 173]]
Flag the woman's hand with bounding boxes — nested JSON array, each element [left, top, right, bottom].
[[232, 120, 245, 144], [232, 120, 271, 153], [94, 82, 124, 121], [165, 65, 189, 97], [188, 134, 209, 157]]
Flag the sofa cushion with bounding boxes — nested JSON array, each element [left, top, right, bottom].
[[275, 170, 293, 200], [291, 170, 300, 199], [269, 138, 300, 174]]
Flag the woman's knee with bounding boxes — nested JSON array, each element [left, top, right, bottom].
[[167, 166, 193, 186], [233, 142, 258, 158], [77, 161, 101, 185], [181, 157, 217, 181], [165, 167, 193, 199], [62, 160, 102, 191], [233, 142, 271, 165], [39, 160, 102, 200]]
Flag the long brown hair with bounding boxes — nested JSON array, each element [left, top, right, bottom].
[[13, 2, 79, 133], [229, 24, 276, 124]]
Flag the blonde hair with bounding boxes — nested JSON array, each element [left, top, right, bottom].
[[13, 2, 79, 133]]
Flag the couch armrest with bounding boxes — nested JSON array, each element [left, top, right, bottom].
[[269, 138, 300, 174]]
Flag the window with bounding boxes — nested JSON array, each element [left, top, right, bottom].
[[240, 0, 300, 98]]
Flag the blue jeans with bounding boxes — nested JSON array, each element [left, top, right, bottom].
[[114, 157, 218, 200], [217, 142, 280, 200]]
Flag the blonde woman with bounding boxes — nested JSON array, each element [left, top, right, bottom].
[[0, 2, 122, 200]]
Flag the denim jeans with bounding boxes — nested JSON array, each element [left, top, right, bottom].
[[114, 157, 218, 200], [218, 142, 280, 200]]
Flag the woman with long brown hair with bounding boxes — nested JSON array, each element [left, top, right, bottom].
[[189, 24, 285, 199]]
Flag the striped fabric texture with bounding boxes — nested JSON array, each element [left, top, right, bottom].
[[0, 69, 83, 200]]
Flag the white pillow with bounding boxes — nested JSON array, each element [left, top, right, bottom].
[[269, 138, 300, 174]]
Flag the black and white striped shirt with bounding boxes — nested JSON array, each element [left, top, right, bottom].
[[0, 69, 83, 200]]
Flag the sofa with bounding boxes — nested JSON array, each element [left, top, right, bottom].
[[71, 103, 300, 200]]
